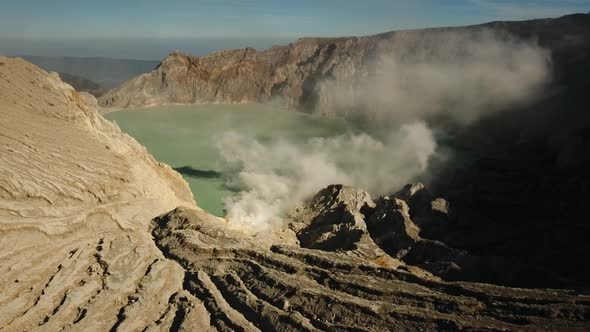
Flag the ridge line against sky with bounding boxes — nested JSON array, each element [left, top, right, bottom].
[[1, 0, 589, 60]]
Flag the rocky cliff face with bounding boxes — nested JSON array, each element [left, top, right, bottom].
[[98, 36, 373, 110], [99, 14, 590, 112]]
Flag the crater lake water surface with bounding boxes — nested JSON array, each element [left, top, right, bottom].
[[105, 104, 355, 216]]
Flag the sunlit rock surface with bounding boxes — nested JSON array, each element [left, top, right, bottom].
[[0, 56, 196, 331]]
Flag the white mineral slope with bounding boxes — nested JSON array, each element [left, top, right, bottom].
[[0, 56, 203, 331]]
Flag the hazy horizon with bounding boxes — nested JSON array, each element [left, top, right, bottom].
[[0, 37, 294, 61], [1, 0, 589, 60]]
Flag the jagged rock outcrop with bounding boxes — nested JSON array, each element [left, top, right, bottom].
[[289, 185, 402, 268], [98, 36, 372, 110], [366, 196, 456, 264], [152, 206, 590, 331], [394, 183, 453, 239], [99, 14, 590, 112], [287, 183, 590, 293], [290, 185, 375, 250]]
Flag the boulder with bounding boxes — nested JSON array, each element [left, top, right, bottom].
[[366, 197, 420, 259], [289, 185, 402, 267], [413, 197, 453, 238], [366, 196, 456, 263], [291, 185, 375, 251]]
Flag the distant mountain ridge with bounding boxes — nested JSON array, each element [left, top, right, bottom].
[[19, 55, 159, 90], [56, 72, 105, 96]]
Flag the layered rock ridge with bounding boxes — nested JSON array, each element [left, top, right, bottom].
[[98, 14, 590, 112]]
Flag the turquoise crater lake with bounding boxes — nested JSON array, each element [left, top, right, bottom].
[[105, 104, 354, 216]]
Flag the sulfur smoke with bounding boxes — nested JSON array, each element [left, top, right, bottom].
[[217, 29, 551, 231], [317, 29, 550, 125], [218, 122, 435, 230]]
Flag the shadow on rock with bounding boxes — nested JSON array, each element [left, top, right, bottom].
[[420, 16, 590, 289]]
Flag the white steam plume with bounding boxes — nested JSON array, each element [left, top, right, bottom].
[[217, 29, 551, 231], [316, 29, 551, 125], [217, 122, 435, 231]]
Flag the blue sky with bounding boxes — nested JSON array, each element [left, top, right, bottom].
[[1, 0, 589, 59]]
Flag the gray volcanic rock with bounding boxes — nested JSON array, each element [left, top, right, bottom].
[[366, 197, 421, 255], [289, 185, 400, 267], [288, 184, 575, 292], [152, 206, 590, 331], [431, 198, 451, 217], [365, 196, 455, 264], [295, 184, 570, 291], [289, 184, 459, 272], [413, 197, 453, 240], [291, 184, 375, 250]]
